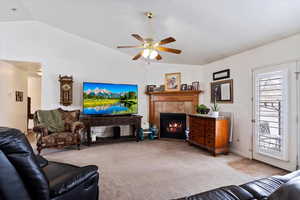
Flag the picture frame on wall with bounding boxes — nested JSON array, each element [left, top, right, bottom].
[[211, 79, 233, 103], [213, 69, 230, 81], [164, 72, 181, 91], [16, 91, 23, 102]]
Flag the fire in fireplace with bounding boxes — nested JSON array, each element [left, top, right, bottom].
[[166, 121, 183, 133], [160, 113, 186, 139]]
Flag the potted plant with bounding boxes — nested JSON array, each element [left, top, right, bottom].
[[211, 102, 220, 117], [196, 104, 210, 114]]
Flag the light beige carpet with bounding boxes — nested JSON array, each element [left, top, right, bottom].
[[38, 140, 285, 200]]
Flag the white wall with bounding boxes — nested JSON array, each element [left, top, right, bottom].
[[199, 33, 300, 158], [28, 76, 42, 129], [0, 61, 28, 132], [0, 21, 204, 131], [0, 21, 148, 123], [2, 21, 300, 160], [0, 21, 154, 137], [146, 63, 203, 86]]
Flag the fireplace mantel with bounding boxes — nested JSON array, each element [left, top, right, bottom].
[[146, 90, 202, 136]]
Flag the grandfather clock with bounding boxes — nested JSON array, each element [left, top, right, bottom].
[[59, 75, 73, 106]]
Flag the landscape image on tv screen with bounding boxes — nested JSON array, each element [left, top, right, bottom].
[[83, 82, 138, 115]]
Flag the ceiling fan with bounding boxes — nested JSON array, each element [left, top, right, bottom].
[[117, 12, 182, 61]]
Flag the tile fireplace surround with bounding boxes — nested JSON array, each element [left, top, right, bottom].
[[146, 91, 201, 138]]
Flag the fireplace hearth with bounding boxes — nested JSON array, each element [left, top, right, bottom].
[[160, 113, 186, 139]]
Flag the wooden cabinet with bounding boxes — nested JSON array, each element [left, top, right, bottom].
[[189, 115, 229, 156]]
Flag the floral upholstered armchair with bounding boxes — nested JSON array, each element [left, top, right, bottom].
[[33, 108, 84, 154]]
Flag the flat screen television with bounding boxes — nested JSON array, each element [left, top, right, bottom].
[[83, 82, 138, 115]]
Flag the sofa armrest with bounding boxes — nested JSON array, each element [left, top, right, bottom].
[[36, 155, 49, 168], [33, 125, 49, 136], [172, 185, 254, 200], [71, 121, 85, 134], [273, 170, 300, 183], [49, 164, 98, 197]]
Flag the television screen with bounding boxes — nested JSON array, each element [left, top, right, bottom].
[[83, 82, 138, 115]]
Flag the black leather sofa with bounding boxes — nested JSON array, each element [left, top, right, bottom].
[[0, 127, 99, 200], [174, 169, 300, 200]]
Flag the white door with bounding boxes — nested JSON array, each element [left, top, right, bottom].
[[252, 61, 298, 171]]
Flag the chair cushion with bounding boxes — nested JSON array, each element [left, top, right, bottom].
[[58, 109, 80, 131], [42, 161, 98, 197], [41, 132, 77, 147], [0, 127, 49, 200], [174, 185, 254, 200], [268, 177, 300, 200], [0, 150, 31, 200], [241, 177, 285, 199]]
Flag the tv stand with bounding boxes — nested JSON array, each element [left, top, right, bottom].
[[80, 114, 142, 145]]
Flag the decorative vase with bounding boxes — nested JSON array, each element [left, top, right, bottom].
[[211, 111, 219, 117], [138, 128, 144, 141]]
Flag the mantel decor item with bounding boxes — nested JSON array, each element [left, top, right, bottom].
[[146, 85, 156, 92], [213, 69, 230, 81], [59, 75, 73, 106], [181, 84, 188, 91], [211, 79, 233, 103], [192, 81, 200, 91], [164, 72, 181, 91], [155, 85, 165, 92]]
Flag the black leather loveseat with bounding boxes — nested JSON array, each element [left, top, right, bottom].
[[174, 169, 300, 200], [0, 127, 99, 200]]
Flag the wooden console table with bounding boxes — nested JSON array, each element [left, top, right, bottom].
[[189, 114, 229, 156], [80, 114, 142, 145]]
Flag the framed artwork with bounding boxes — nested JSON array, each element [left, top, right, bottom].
[[211, 79, 233, 103], [164, 72, 181, 91], [213, 69, 230, 81], [180, 84, 187, 91], [192, 81, 200, 91], [187, 85, 193, 90], [16, 91, 23, 102], [154, 85, 165, 92], [146, 85, 156, 92]]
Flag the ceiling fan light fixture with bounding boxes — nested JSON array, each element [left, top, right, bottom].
[[149, 50, 158, 59], [142, 49, 150, 58], [142, 49, 158, 60]]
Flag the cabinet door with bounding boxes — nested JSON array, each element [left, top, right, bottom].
[[205, 119, 216, 147], [189, 117, 197, 141]]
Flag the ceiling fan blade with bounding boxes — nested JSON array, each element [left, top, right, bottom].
[[131, 34, 145, 42], [158, 37, 176, 45], [117, 45, 142, 48], [156, 46, 182, 54], [156, 54, 162, 60], [132, 51, 143, 60]]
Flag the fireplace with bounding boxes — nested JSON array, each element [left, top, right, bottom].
[[160, 113, 186, 139]]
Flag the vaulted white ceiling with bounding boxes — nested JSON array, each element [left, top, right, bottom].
[[1, 0, 300, 65]]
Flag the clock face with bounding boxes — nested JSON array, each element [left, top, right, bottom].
[[62, 84, 71, 91]]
